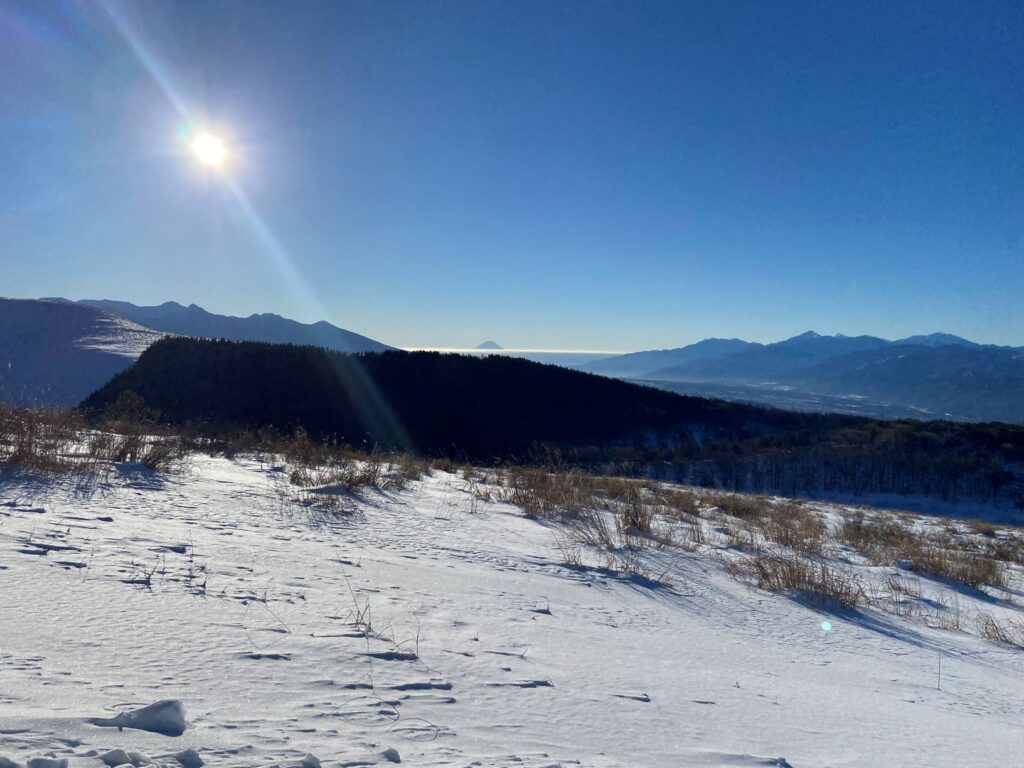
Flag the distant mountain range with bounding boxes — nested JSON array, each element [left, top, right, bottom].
[[0, 298, 164, 406], [59, 299, 392, 353], [4, 295, 1021, 424], [582, 331, 1024, 424], [0, 297, 392, 407]]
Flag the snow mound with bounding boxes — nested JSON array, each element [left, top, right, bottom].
[[89, 701, 187, 737]]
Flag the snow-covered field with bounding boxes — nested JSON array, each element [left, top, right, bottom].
[[1, 455, 1022, 767]]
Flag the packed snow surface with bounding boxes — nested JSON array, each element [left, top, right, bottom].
[[1, 456, 1022, 766]]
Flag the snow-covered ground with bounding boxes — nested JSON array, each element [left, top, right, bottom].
[[1, 456, 1022, 767]]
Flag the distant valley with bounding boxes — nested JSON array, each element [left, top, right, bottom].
[[582, 331, 1024, 424]]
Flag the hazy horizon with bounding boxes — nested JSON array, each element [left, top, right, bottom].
[[3, 1, 1022, 349], [6, 292, 1022, 353]]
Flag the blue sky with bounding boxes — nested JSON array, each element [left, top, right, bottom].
[[2, 0, 1021, 350]]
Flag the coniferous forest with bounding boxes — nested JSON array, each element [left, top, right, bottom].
[[82, 338, 1024, 513]]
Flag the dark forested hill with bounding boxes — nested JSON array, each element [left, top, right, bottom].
[[81, 337, 852, 457], [80, 338, 1024, 513]]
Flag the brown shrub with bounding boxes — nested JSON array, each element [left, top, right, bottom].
[[974, 612, 1024, 646], [656, 488, 701, 518], [757, 503, 826, 554], [839, 514, 1006, 590], [498, 467, 596, 519], [728, 553, 866, 607], [705, 492, 770, 520]]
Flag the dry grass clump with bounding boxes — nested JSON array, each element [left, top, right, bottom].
[[0, 405, 84, 472], [839, 514, 1006, 590], [914, 547, 1006, 590], [287, 450, 423, 495], [558, 513, 673, 586], [727, 553, 866, 607], [393, 452, 430, 483], [427, 456, 457, 474], [485, 467, 680, 584], [289, 457, 381, 491], [617, 493, 656, 537], [704, 491, 771, 520], [869, 575, 969, 630], [492, 466, 708, 557], [966, 520, 1001, 537], [277, 429, 428, 492], [267, 434, 433, 521], [982, 536, 1024, 566], [974, 612, 1024, 647], [85, 431, 189, 472], [757, 503, 827, 555], [497, 466, 597, 519], [704, 491, 827, 557], [839, 514, 911, 556], [495, 467, 681, 549], [0, 405, 188, 475], [653, 488, 701, 518]]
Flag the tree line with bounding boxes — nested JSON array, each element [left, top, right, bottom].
[[81, 338, 1024, 512]]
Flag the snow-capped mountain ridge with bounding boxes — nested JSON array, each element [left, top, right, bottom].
[[71, 299, 393, 353], [0, 298, 165, 406]]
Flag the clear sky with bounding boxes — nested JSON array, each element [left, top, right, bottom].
[[2, 0, 1021, 350]]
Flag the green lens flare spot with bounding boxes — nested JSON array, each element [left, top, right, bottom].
[[176, 122, 196, 144]]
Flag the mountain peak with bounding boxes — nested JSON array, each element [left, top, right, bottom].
[[71, 299, 393, 354], [897, 332, 978, 348], [476, 341, 503, 350]]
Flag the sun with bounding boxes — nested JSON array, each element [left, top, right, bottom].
[[190, 132, 227, 168]]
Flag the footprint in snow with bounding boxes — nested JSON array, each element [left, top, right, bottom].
[[389, 680, 452, 691], [487, 680, 553, 688], [364, 650, 417, 661], [238, 652, 291, 661], [612, 692, 652, 702], [328, 695, 400, 726]]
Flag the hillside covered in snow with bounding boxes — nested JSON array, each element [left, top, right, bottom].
[[0, 298, 164, 407], [1, 439, 1022, 767]]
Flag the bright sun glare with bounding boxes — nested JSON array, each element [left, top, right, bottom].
[[191, 133, 227, 168]]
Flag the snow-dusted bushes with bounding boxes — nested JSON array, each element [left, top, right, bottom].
[[0, 405, 83, 472], [0, 404, 187, 475], [497, 466, 598, 519], [974, 611, 1024, 647], [756, 503, 828, 555], [703, 491, 770, 520], [489, 466, 687, 583]]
